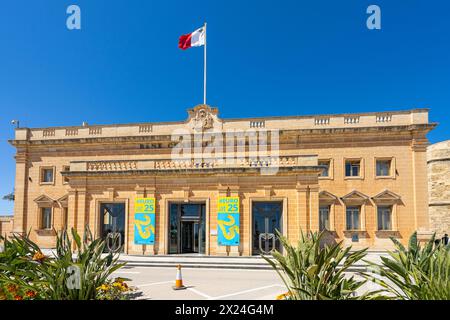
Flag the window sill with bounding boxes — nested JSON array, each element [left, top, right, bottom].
[[344, 176, 363, 180], [318, 176, 333, 180], [375, 176, 395, 180], [35, 229, 56, 236], [375, 230, 400, 238], [39, 182, 55, 186]]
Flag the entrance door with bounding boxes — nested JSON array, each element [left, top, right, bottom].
[[169, 203, 206, 254], [252, 202, 282, 255], [100, 203, 125, 253]]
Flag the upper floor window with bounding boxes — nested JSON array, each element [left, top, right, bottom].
[[377, 206, 392, 230], [346, 206, 360, 230], [40, 167, 54, 184], [41, 207, 52, 229], [376, 159, 391, 177], [345, 160, 361, 177], [319, 160, 330, 177], [319, 206, 330, 231]]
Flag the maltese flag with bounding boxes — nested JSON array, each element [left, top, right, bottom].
[[178, 26, 206, 50]]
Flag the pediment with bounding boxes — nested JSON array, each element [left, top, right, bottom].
[[57, 194, 69, 207], [372, 189, 401, 204], [341, 190, 369, 204], [319, 190, 338, 204], [34, 194, 55, 206]]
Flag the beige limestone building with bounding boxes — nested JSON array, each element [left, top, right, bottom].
[[8, 105, 435, 255], [427, 140, 450, 238]]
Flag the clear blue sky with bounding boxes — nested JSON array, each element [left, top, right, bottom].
[[1, 1, 449, 215]]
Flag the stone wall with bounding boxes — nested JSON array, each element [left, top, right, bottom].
[[427, 140, 450, 238], [0, 216, 13, 238]]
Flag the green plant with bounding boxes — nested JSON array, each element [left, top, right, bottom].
[[0, 228, 127, 300], [263, 231, 382, 300], [365, 232, 450, 300], [0, 232, 44, 300]]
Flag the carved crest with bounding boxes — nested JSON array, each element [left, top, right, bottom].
[[187, 105, 218, 131]]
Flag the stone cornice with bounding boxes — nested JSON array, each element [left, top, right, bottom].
[[8, 124, 437, 147]]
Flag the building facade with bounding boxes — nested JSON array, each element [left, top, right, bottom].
[[9, 105, 435, 255], [427, 140, 450, 238]]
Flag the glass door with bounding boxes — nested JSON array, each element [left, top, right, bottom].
[[168, 203, 206, 254], [100, 203, 125, 253], [252, 202, 282, 255]]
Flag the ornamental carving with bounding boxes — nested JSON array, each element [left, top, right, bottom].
[[187, 104, 219, 131]]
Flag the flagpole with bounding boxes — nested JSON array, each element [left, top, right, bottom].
[[203, 22, 207, 105]]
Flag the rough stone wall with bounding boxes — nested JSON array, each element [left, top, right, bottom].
[[427, 140, 450, 238]]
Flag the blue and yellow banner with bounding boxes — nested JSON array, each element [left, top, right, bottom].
[[217, 196, 240, 246], [134, 197, 156, 245]]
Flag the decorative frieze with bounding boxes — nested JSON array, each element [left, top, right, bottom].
[[344, 116, 360, 124], [376, 114, 392, 123], [89, 127, 102, 135], [314, 118, 330, 125], [65, 128, 78, 136], [250, 121, 265, 128], [42, 129, 55, 137], [86, 160, 138, 171], [139, 125, 153, 133]]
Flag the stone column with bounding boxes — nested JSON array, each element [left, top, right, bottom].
[[12, 150, 29, 234], [76, 188, 87, 240], [296, 182, 309, 240], [309, 185, 320, 232], [67, 189, 77, 233], [411, 138, 432, 242]]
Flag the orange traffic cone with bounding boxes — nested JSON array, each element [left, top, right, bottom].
[[172, 264, 186, 290]]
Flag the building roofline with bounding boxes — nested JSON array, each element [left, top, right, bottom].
[[13, 107, 430, 131]]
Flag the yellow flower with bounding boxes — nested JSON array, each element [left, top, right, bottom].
[[32, 251, 46, 262], [276, 291, 291, 300], [96, 284, 110, 291]]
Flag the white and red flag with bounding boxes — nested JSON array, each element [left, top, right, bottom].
[[179, 23, 208, 105], [178, 26, 206, 50]]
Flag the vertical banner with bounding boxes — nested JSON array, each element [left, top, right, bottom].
[[134, 198, 156, 245], [217, 196, 240, 246]]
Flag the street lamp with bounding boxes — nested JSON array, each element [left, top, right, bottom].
[[11, 120, 20, 128]]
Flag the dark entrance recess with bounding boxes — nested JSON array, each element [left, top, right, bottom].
[[252, 201, 283, 255], [169, 203, 206, 254], [100, 203, 126, 253]]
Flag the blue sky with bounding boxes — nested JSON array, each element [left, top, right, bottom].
[[0, 1, 449, 214]]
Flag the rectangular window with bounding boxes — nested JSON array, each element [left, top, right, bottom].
[[41, 168, 54, 183], [319, 160, 330, 177], [319, 206, 330, 231], [345, 160, 360, 177], [376, 160, 391, 177], [377, 206, 392, 230], [346, 206, 360, 230], [62, 166, 70, 184], [41, 207, 52, 229]]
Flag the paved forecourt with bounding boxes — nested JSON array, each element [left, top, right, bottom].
[[112, 266, 286, 300]]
